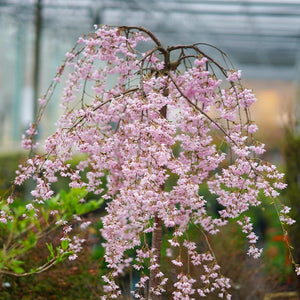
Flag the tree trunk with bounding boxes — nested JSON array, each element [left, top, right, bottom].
[[149, 104, 167, 300]]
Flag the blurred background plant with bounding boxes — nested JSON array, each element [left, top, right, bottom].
[[283, 127, 300, 296], [0, 182, 104, 281]]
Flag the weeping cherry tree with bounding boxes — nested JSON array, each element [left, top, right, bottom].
[[2, 26, 299, 299]]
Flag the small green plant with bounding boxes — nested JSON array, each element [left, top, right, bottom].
[[0, 188, 103, 277]]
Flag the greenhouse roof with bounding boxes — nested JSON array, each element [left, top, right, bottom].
[[1, 0, 300, 80]]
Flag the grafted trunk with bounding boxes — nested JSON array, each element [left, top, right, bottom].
[[149, 103, 167, 300]]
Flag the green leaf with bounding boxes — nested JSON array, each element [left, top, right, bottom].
[[60, 189, 67, 200], [12, 266, 25, 274], [41, 207, 49, 223], [76, 199, 104, 215], [10, 260, 25, 274], [61, 239, 69, 251], [46, 243, 55, 258], [57, 251, 73, 263], [22, 231, 38, 250]]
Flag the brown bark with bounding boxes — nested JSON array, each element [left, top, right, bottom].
[[149, 103, 167, 300]]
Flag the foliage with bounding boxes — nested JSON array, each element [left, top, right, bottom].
[[1, 25, 297, 299], [0, 188, 103, 277]]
